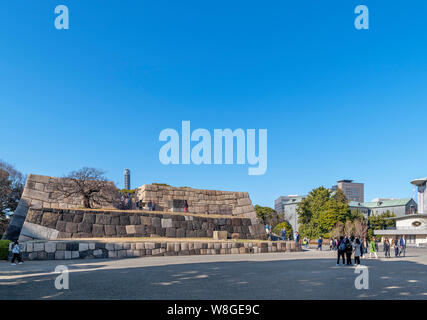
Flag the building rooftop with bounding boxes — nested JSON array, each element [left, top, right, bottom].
[[383, 213, 427, 221], [411, 177, 427, 186], [349, 198, 414, 208]]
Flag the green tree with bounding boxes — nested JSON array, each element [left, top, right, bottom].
[[297, 186, 352, 239], [367, 211, 396, 239], [254, 205, 276, 224], [273, 221, 293, 237], [331, 188, 348, 204]]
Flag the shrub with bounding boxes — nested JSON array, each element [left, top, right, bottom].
[[0, 240, 11, 260], [273, 222, 293, 237]]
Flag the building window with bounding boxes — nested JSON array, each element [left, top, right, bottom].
[[407, 235, 416, 244]]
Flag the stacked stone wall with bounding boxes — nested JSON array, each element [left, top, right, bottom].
[[3, 174, 114, 240], [137, 184, 257, 220], [10, 239, 301, 260], [20, 208, 265, 241], [3, 174, 264, 241]]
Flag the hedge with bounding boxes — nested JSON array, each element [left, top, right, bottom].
[[0, 240, 11, 260]]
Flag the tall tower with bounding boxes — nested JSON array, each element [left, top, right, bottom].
[[411, 177, 427, 214], [124, 168, 131, 190]]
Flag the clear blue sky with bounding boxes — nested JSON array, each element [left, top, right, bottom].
[[1, 1, 427, 207]]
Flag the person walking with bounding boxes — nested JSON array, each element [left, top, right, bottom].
[[399, 235, 407, 257], [280, 228, 287, 241], [393, 237, 400, 257], [384, 237, 391, 258], [345, 237, 353, 265], [360, 238, 365, 258], [10, 240, 23, 265], [183, 200, 189, 213], [352, 238, 362, 265], [336, 236, 346, 266], [369, 236, 378, 259], [294, 231, 300, 243], [317, 236, 323, 251]]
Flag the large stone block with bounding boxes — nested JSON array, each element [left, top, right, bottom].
[[176, 228, 186, 238], [165, 228, 176, 237], [129, 215, 140, 225], [141, 216, 152, 226], [119, 215, 130, 226], [96, 215, 111, 225], [104, 225, 116, 236], [79, 243, 89, 251], [151, 217, 161, 227], [82, 213, 96, 224], [232, 218, 242, 226], [92, 224, 105, 237], [135, 225, 146, 235], [34, 242, 45, 251], [116, 225, 127, 236], [73, 214, 83, 223], [125, 225, 136, 235], [56, 220, 67, 232], [66, 242, 79, 251], [213, 231, 228, 240], [45, 242, 56, 253], [161, 218, 172, 228], [62, 213, 74, 222], [78, 222, 92, 233], [65, 222, 78, 234], [55, 251, 65, 260], [41, 212, 59, 228]]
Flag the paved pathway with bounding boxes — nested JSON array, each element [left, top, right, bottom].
[[1, 248, 427, 299]]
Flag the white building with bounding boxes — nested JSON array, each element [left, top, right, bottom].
[[374, 177, 427, 246], [374, 214, 427, 246]]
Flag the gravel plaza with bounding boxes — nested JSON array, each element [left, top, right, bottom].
[[1, 247, 427, 300]]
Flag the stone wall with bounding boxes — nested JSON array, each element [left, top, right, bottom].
[[2, 174, 114, 241], [19, 208, 266, 241], [3, 174, 264, 241], [10, 239, 301, 260], [137, 184, 258, 221]]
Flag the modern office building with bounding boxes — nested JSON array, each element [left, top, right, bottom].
[[333, 179, 364, 202], [274, 195, 306, 233], [124, 168, 131, 190]]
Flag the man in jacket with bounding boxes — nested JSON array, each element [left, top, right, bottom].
[[399, 235, 407, 257]]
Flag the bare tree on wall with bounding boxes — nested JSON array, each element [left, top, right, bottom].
[[53, 167, 119, 209]]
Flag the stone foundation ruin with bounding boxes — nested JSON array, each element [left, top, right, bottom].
[[3, 174, 265, 241]]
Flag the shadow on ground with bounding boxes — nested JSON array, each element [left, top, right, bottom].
[[1, 257, 427, 300]]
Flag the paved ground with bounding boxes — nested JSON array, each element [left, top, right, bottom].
[[1, 247, 427, 299]]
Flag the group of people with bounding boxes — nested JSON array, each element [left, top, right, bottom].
[[265, 225, 301, 242], [334, 236, 368, 266], [383, 235, 407, 257], [329, 235, 408, 266]]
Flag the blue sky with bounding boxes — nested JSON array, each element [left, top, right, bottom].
[[1, 1, 427, 207]]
